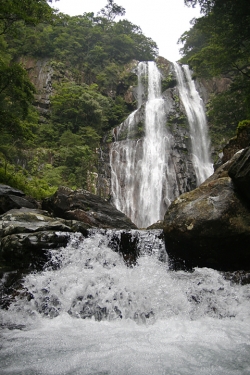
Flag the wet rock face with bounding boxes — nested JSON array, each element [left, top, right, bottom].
[[228, 146, 250, 203], [0, 184, 137, 274], [163, 163, 250, 271], [42, 186, 137, 230], [0, 208, 74, 270]]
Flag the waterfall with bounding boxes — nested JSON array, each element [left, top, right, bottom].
[[110, 61, 214, 228], [174, 63, 213, 185], [111, 62, 176, 228], [1, 231, 250, 375]]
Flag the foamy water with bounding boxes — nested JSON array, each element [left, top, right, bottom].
[[1, 232, 250, 374]]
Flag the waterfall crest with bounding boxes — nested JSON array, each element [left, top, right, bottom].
[[174, 63, 213, 184]]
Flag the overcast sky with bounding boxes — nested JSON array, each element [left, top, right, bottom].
[[52, 0, 201, 62]]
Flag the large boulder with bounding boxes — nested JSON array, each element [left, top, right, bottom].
[[228, 146, 250, 203], [42, 186, 137, 230], [0, 184, 38, 214], [0, 208, 90, 270], [163, 175, 250, 271]]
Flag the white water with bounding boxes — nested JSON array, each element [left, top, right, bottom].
[[111, 62, 176, 228], [1, 232, 250, 375], [174, 63, 213, 185]]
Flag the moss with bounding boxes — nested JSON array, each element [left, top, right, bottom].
[[105, 131, 114, 143], [237, 119, 250, 134], [162, 73, 177, 91], [167, 113, 188, 127]]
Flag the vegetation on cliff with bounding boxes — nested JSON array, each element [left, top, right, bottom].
[[0, 0, 158, 197]]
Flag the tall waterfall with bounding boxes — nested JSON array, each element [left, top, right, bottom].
[[111, 62, 176, 228], [110, 61, 213, 228], [174, 63, 213, 184]]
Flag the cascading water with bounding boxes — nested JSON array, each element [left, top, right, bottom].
[[174, 63, 214, 184], [111, 62, 177, 228], [110, 61, 214, 228], [1, 231, 250, 375]]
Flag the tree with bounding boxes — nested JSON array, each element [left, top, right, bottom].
[[0, 62, 36, 136], [180, 0, 250, 79], [0, 0, 56, 35], [98, 0, 126, 21], [51, 82, 110, 135]]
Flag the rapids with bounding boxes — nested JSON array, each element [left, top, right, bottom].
[[1, 231, 250, 374]]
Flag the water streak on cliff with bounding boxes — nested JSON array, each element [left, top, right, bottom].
[[174, 63, 213, 184]]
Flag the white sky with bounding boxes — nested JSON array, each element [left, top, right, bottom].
[[52, 0, 200, 62]]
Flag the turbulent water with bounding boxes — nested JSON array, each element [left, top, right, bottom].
[[174, 63, 213, 184], [1, 231, 250, 375]]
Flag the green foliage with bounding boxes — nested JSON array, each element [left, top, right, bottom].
[[97, 0, 126, 21], [162, 73, 177, 91], [237, 120, 250, 134], [0, 162, 57, 200], [207, 90, 245, 128], [0, 61, 36, 136], [8, 13, 158, 75], [0, 0, 55, 35], [51, 82, 109, 134], [0, 1, 159, 197]]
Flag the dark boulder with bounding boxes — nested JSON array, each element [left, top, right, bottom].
[[163, 176, 250, 271], [0, 184, 38, 214], [42, 186, 137, 230], [228, 146, 250, 203]]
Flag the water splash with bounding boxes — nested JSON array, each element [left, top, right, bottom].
[[1, 232, 250, 375], [1, 231, 250, 325], [174, 63, 213, 184]]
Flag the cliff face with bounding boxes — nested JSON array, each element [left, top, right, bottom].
[[196, 77, 232, 105], [19, 56, 232, 204], [20, 57, 53, 120]]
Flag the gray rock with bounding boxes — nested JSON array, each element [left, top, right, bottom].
[[0, 208, 71, 237], [0, 185, 24, 196], [0, 208, 89, 271], [42, 186, 137, 230], [163, 175, 250, 271], [1, 231, 71, 270], [0, 184, 38, 214]]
